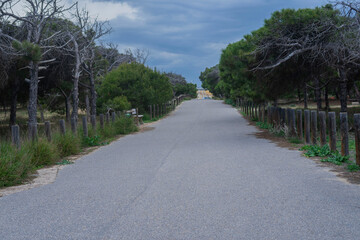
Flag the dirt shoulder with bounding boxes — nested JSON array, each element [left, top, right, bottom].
[[242, 112, 360, 185]]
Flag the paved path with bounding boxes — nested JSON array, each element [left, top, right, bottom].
[[1, 100, 360, 239]]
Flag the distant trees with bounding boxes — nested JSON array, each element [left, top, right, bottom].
[[96, 63, 173, 113], [202, 1, 360, 112], [166, 72, 197, 98]]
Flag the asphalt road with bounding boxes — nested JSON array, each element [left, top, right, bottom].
[[1, 100, 360, 240]]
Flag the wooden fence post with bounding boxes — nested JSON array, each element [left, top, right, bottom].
[[354, 114, 360, 166], [304, 110, 310, 144], [280, 108, 286, 126], [289, 109, 296, 136], [340, 112, 349, 156], [267, 106, 271, 124], [296, 110, 303, 140], [28, 123, 38, 141], [106, 113, 110, 124], [59, 119, 66, 135], [157, 104, 160, 118], [328, 112, 337, 152], [45, 121, 51, 142], [319, 111, 327, 146], [82, 116, 88, 138], [153, 104, 156, 118], [100, 114, 104, 129], [311, 110, 317, 145], [11, 125, 20, 149]]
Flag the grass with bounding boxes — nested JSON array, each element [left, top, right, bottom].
[[0, 115, 139, 188]]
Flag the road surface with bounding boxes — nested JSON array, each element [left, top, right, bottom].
[[1, 100, 360, 239]]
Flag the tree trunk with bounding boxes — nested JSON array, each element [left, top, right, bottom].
[[314, 77, 322, 111], [325, 85, 330, 111], [339, 69, 348, 112], [28, 61, 39, 126], [353, 82, 360, 103], [85, 91, 90, 121], [304, 83, 308, 109], [298, 88, 301, 103], [90, 72, 97, 116], [65, 96, 71, 123], [9, 78, 19, 126], [71, 38, 81, 122]]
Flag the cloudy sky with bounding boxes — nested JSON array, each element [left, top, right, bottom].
[[75, 0, 327, 86]]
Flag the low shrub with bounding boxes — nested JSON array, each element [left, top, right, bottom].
[[114, 117, 138, 135], [0, 142, 33, 187], [54, 132, 81, 157], [347, 164, 360, 172], [83, 135, 102, 146], [256, 122, 272, 129]]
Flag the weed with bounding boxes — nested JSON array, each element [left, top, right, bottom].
[[289, 137, 303, 144], [83, 135, 101, 146], [301, 145, 332, 157], [347, 164, 360, 172], [321, 153, 349, 165], [56, 159, 74, 165], [256, 122, 272, 129]]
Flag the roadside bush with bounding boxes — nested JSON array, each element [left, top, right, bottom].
[[54, 132, 81, 157], [0, 143, 33, 187], [114, 117, 138, 135], [321, 153, 349, 165], [24, 138, 59, 167]]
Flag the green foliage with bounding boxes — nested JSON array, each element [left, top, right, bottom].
[[0, 143, 33, 188], [301, 145, 332, 157], [113, 117, 138, 135], [224, 98, 235, 106], [24, 138, 59, 167], [199, 65, 221, 96], [256, 121, 272, 129], [97, 63, 173, 113], [347, 164, 360, 172], [56, 159, 74, 165], [105, 96, 131, 112], [173, 83, 197, 98], [54, 133, 81, 158], [289, 137, 303, 144], [12, 41, 42, 63], [83, 135, 102, 146], [321, 153, 349, 165]]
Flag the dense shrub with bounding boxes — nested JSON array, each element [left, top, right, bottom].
[[24, 138, 59, 167]]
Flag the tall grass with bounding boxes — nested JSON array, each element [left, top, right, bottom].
[[0, 143, 33, 187]]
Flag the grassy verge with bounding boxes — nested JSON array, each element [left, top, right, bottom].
[[238, 106, 360, 172], [0, 116, 138, 188]]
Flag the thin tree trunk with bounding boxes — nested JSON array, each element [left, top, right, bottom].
[[66, 97, 71, 122], [325, 85, 330, 111], [90, 72, 97, 116], [353, 82, 360, 103], [9, 78, 19, 126], [298, 88, 301, 103], [314, 77, 322, 111], [339, 69, 348, 112], [304, 83, 308, 109], [85, 91, 90, 121], [71, 38, 81, 122], [28, 61, 39, 126]]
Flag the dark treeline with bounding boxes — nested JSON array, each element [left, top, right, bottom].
[[0, 0, 196, 128], [200, 1, 360, 112]]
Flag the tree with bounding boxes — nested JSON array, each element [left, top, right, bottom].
[[0, 0, 74, 129]]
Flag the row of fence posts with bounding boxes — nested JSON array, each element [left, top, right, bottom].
[[11, 110, 124, 149], [236, 98, 360, 166], [148, 96, 185, 120], [10, 96, 186, 149]]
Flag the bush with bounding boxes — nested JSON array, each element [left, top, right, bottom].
[[0, 143, 33, 187], [321, 153, 349, 165], [256, 121, 272, 129], [23, 138, 59, 167], [114, 117, 138, 135], [83, 135, 102, 146], [54, 132, 81, 157]]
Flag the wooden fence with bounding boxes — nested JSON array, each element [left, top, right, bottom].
[[9, 96, 186, 149], [237, 99, 360, 166]]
